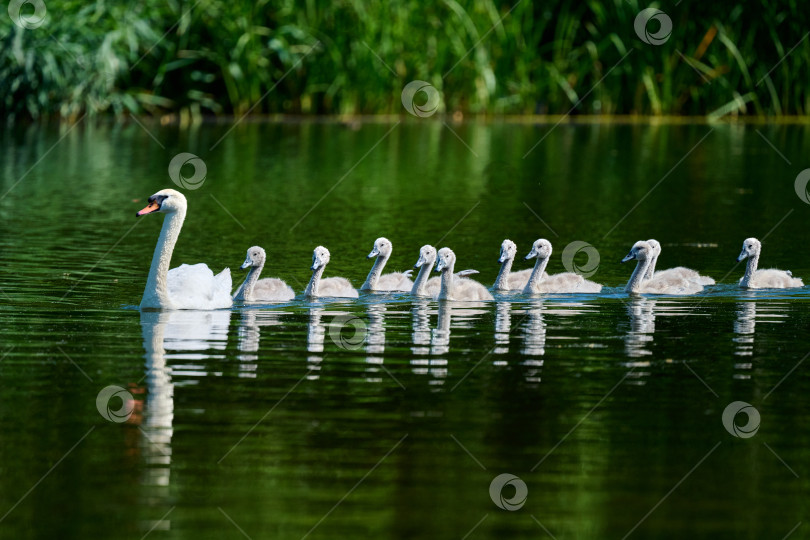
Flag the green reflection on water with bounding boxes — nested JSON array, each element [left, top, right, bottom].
[[0, 121, 808, 539]]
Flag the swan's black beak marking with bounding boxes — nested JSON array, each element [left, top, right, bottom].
[[136, 194, 168, 217], [621, 253, 635, 263]]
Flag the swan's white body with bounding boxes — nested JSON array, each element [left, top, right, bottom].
[[434, 248, 494, 301], [523, 239, 602, 294], [623, 240, 703, 295], [411, 245, 480, 299], [737, 237, 803, 289], [304, 246, 359, 298], [232, 246, 295, 302], [645, 239, 715, 286], [493, 239, 543, 291], [361, 237, 413, 292], [137, 189, 232, 310]]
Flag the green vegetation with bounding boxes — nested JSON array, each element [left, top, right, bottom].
[[1, 0, 808, 120]]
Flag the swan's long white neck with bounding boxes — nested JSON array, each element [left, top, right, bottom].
[[626, 257, 652, 293], [493, 255, 514, 290], [305, 264, 326, 297], [740, 252, 759, 287], [234, 261, 264, 302], [141, 208, 186, 309], [526, 256, 550, 290], [438, 258, 456, 300], [412, 259, 435, 296], [361, 254, 389, 290], [644, 252, 658, 281]]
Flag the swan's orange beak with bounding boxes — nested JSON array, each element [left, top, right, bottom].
[[136, 202, 161, 216]]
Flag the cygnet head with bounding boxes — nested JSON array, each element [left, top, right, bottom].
[[646, 239, 661, 257], [241, 246, 266, 269], [311, 246, 331, 271], [737, 237, 761, 262], [367, 237, 393, 259], [525, 239, 552, 260], [499, 239, 517, 263], [136, 188, 186, 216], [415, 245, 437, 268], [621, 240, 653, 263], [435, 247, 456, 272]]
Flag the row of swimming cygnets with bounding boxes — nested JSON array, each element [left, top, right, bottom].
[[135, 189, 804, 310]]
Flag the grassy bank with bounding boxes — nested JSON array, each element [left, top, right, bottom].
[[1, 0, 808, 120]]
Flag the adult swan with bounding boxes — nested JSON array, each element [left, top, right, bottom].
[[136, 189, 233, 309]]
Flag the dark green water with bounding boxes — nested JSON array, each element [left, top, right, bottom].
[[1, 120, 809, 539]]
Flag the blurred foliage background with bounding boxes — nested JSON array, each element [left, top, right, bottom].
[[1, 0, 808, 120]]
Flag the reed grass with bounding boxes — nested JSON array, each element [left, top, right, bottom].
[[1, 0, 808, 120]]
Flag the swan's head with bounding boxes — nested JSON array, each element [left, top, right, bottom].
[[646, 239, 661, 257], [622, 241, 652, 263], [367, 237, 392, 259], [525, 239, 552, 260], [415, 245, 437, 268], [241, 246, 266, 269], [737, 237, 761, 262], [136, 188, 186, 216], [311, 246, 331, 271], [498, 239, 517, 263], [435, 247, 456, 273]]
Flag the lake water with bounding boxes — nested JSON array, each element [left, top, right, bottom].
[[1, 119, 809, 539]]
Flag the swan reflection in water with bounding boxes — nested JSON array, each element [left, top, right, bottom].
[[364, 302, 387, 383], [733, 301, 756, 358], [307, 303, 376, 381], [494, 301, 512, 356], [410, 299, 447, 383], [732, 297, 789, 378], [625, 297, 656, 359], [138, 309, 230, 531], [237, 309, 285, 379], [307, 307, 325, 379]]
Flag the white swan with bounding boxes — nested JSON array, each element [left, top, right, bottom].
[[737, 237, 804, 289], [644, 239, 715, 285], [360, 237, 413, 292], [304, 246, 359, 298], [523, 239, 602, 294], [622, 240, 703, 295], [411, 245, 480, 299], [434, 248, 494, 301], [232, 246, 295, 302], [136, 189, 232, 310], [493, 239, 537, 291]]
